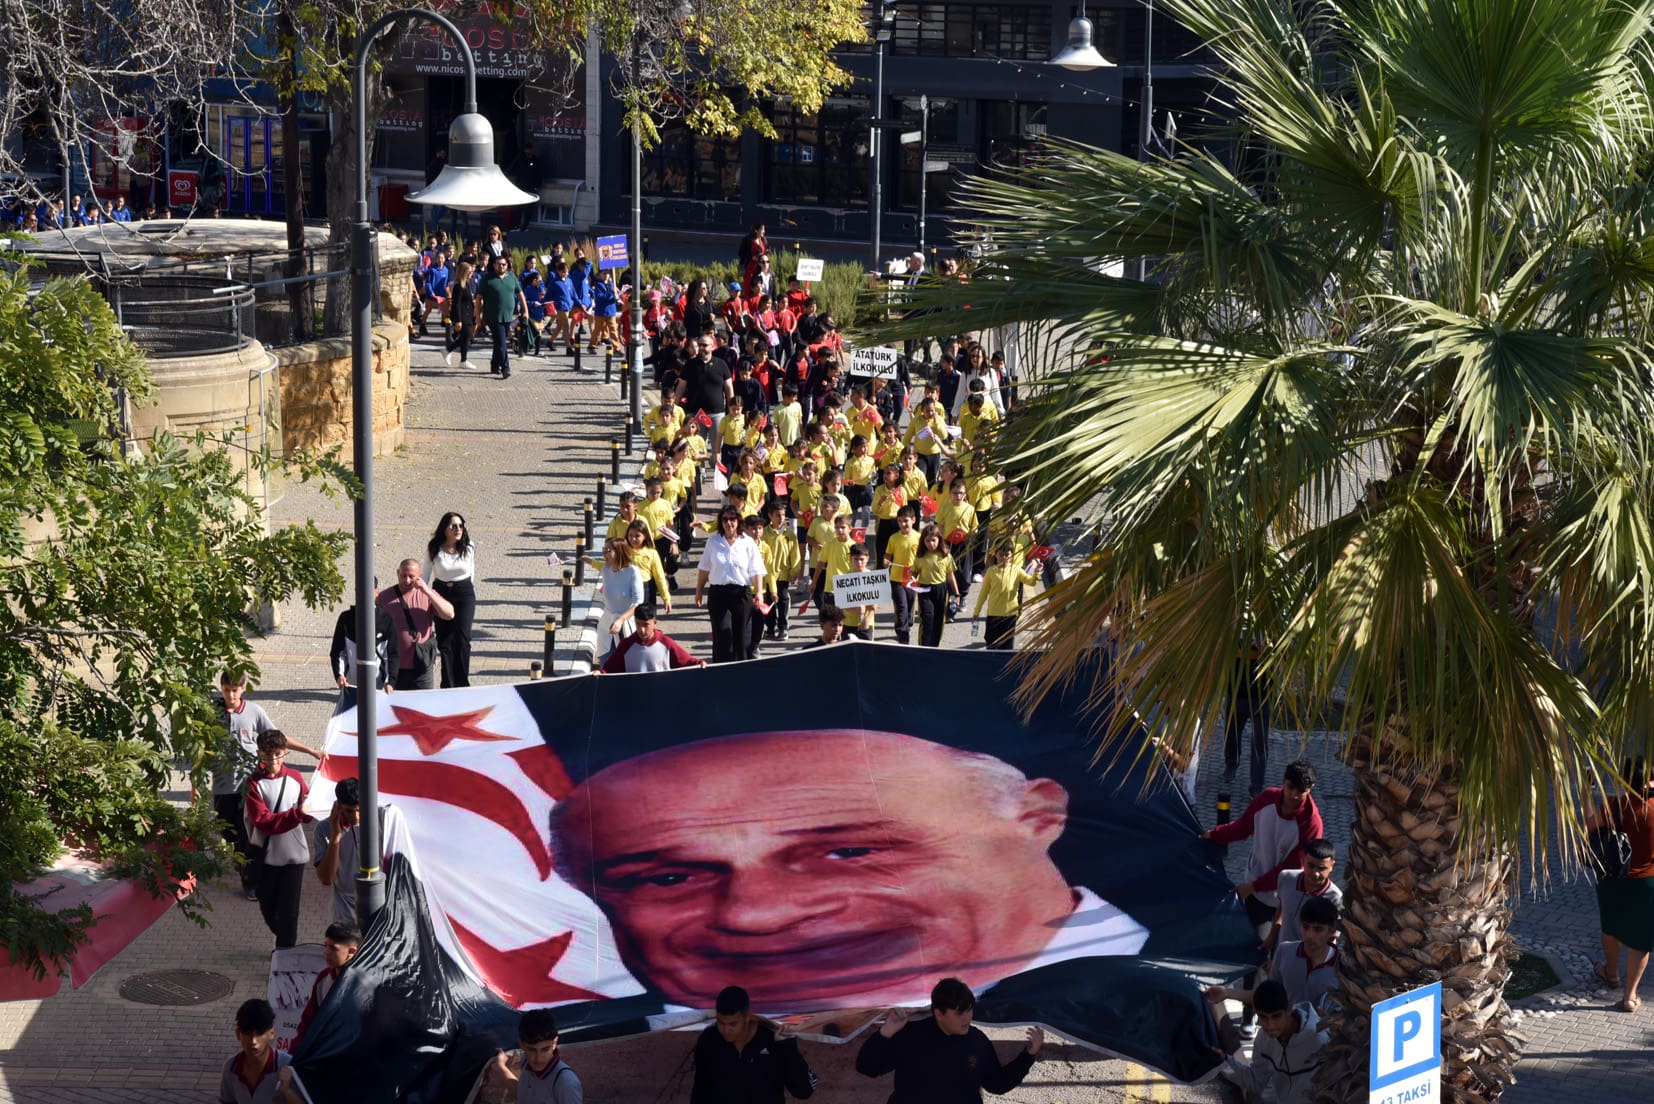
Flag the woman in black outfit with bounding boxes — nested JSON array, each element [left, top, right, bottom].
[[445, 262, 478, 368], [682, 278, 714, 339], [423, 512, 478, 687]]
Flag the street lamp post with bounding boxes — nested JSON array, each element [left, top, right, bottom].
[[629, 32, 645, 435], [349, 6, 535, 931], [869, 0, 897, 274]]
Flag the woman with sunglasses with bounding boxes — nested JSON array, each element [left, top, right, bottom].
[[424, 512, 478, 687]]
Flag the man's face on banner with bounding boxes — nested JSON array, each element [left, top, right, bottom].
[[553, 730, 1074, 1008]]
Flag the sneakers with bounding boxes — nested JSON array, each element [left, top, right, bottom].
[[778, 632, 789, 641], [243, 887, 259, 902], [446, 350, 460, 367], [1237, 1022, 1259, 1044], [972, 572, 983, 584]]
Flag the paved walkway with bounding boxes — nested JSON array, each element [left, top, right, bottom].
[[2, 335, 1649, 1102]]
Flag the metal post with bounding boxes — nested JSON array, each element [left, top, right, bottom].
[[529, 660, 543, 680], [543, 614, 556, 672], [349, 4, 478, 933], [619, 355, 629, 401], [605, 348, 614, 384], [624, 417, 635, 456], [574, 539, 587, 585], [1136, 0, 1156, 283], [583, 498, 594, 548], [561, 570, 573, 626], [917, 94, 929, 258], [628, 34, 646, 438], [597, 477, 607, 520], [610, 440, 621, 484], [574, 339, 583, 372], [869, 36, 886, 274]]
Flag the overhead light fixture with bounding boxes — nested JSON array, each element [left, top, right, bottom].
[[406, 113, 538, 212], [1051, 3, 1115, 71]]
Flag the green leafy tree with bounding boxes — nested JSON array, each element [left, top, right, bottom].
[[889, 0, 1654, 1097], [0, 253, 349, 982]]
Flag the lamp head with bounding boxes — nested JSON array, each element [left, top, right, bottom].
[[407, 113, 538, 212], [1050, 16, 1114, 71]]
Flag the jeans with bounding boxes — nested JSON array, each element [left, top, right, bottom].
[[490, 319, 511, 374], [1224, 698, 1270, 794]]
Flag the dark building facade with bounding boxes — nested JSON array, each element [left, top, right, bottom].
[[595, 1, 1216, 255]]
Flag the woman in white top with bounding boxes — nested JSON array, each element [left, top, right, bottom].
[[951, 344, 1003, 420], [424, 512, 478, 687], [694, 506, 767, 663], [599, 538, 646, 657]]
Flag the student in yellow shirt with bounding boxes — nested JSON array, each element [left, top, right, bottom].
[[773, 384, 805, 447], [912, 523, 959, 647], [735, 449, 768, 516], [759, 424, 788, 475], [958, 388, 1000, 451], [807, 493, 843, 575], [638, 477, 680, 575], [972, 545, 1041, 650], [901, 395, 954, 482], [839, 543, 877, 641], [808, 512, 855, 611], [625, 519, 673, 610], [606, 490, 642, 542], [871, 463, 909, 567], [883, 505, 921, 644], [761, 500, 802, 641], [792, 460, 823, 529], [843, 434, 877, 525], [644, 386, 684, 444], [967, 454, 1006, 584], [847, 385, 883, 442], [873, 421, 903, 468], [936, 478, 981, 611], [804, 420, 842, 471], [719, 395, 751, 472], [899, 449, 929, 508]]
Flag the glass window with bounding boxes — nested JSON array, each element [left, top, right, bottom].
[[981, 102, 1048, 170], [642, 123, 739, 199], [892, 2, 1051, 60], [893, 97, 963, 212], [766, 99, 869, 207]]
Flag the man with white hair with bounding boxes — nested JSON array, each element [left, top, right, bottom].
[[548, 728, 1148, 1010]]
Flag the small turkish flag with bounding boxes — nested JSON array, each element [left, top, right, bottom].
[[695, 409, 714, 427], [850, 526, 867, 544], [921, 495, 939, 516], [1030, 544, 1054, 561], [773, 474, 789, 497]]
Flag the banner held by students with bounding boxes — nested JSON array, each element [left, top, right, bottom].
[[292, 646, 1255, 1103]]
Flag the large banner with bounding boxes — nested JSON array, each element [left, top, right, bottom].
[[294, 645, 1254, 1103]]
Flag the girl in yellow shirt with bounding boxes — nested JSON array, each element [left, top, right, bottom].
[[843, 435, 876, 524], [625, 520, 673, 610], [761, 501, 802, 640], [901, 396, 954, 482], [912, 523, 958, 647], [871, 463, 909, 566], [972, 547, 1041, 650]]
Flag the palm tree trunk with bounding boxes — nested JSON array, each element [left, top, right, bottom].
[[1317, 735, 1524, 1103]]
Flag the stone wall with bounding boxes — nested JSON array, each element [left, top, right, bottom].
[[275, 322, 410, 458], [127, 339, 278, 505]]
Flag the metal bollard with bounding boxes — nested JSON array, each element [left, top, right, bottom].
[[529, 660, 543, 680], [543, 615, 556, 673], [610, 440, 621, 484], [596, 477, 607, 520], [1214, 791, 1231, 858], [619, 357, 629, 402], [1091, 523, 1102, 555], [605, 349, 614, 385], [561, 571, 573, 627], [574, 539, 587, 586], [573, 335, 583, 372], [624, 417, 634, 456], [582, 498, 594, 549]]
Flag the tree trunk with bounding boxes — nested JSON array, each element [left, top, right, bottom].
[[1316, 735, 1524, 1103], [279, 6, 313, 341]]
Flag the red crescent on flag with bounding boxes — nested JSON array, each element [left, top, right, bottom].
[[319, 754, 555, 881]]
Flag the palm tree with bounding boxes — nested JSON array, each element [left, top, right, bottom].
[[888, 0, 1654, 1098]]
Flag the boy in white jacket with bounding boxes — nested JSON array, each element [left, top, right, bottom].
[[243, 731, 314, 949], [1220, 979, 1329, 1104]]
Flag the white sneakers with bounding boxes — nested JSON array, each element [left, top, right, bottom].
[[446, 351, 459, 367], [460, 361, 477, 371]]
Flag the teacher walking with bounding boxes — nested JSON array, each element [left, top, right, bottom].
[[694, 506, 766, 663], [424, 512, 477, 688]]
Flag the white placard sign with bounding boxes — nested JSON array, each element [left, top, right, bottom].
[[796, 257, 825, 281], [848, 344, 902, 379], [830, 569, 892, 609], [1370, 982, 1442, 1104]]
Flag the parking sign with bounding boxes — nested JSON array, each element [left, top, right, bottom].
[[1370, 981, 1442, 1103]]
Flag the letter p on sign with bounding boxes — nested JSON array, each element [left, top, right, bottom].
[[1370, 981, 1442, 1098]]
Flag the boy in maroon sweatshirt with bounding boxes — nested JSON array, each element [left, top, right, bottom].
[[243, 731, 314, 949]]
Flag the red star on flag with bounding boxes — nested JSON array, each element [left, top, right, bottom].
[[450, 919, 603, 1007], [378, 705, 509, 756]]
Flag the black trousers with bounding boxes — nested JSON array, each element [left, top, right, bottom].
[[765, 581, 791, 636], [707, 584, 751, 663], [433, 578, 475, 688], [918, 583, 949, 647], [215, 793, 258, 892], [490, 319, 511, 374], [874, 517, 899, 567], [656, 535, 679, 577], [257, 861, 306, 948], [1225, 698, 1270, 794], [446, 319, 473, 361], [985, 615, 1016, 650], [917, 452, 940, 483], [890, 580, 914, 644]]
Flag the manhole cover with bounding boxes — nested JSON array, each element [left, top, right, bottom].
[[119, 969, 235, 1006]]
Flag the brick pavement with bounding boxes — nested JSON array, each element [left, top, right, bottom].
[[3, 334, 1649, 1101]]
